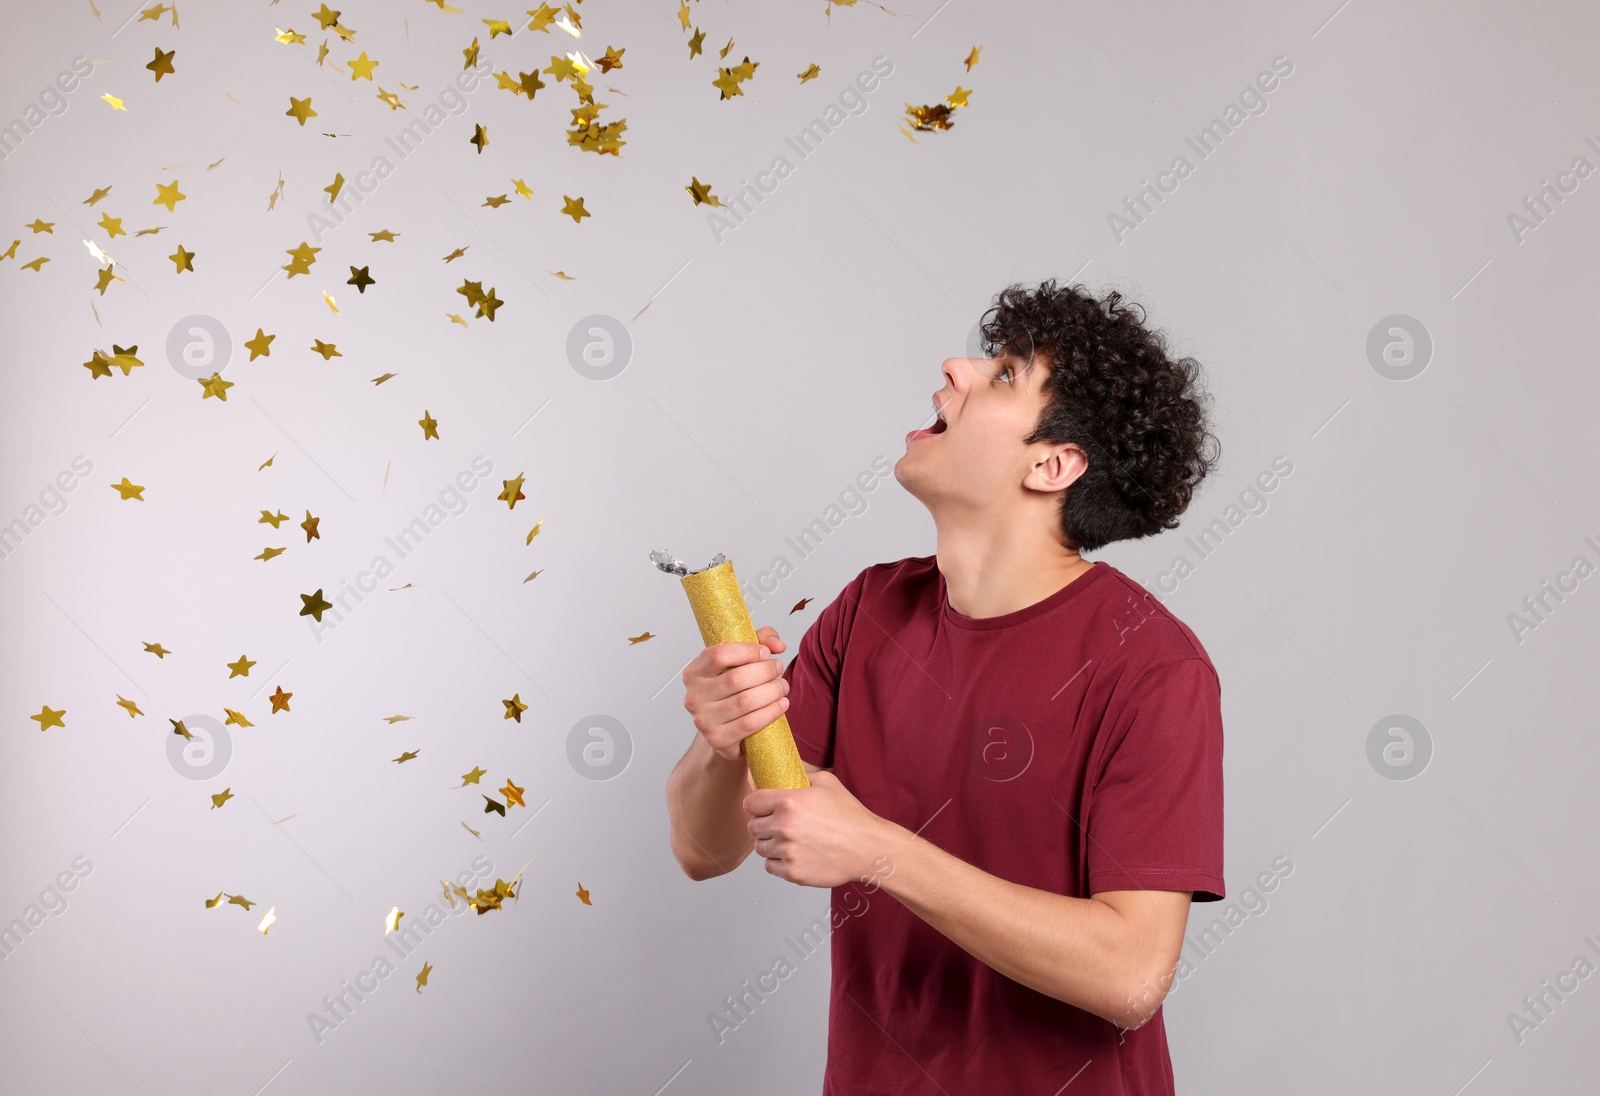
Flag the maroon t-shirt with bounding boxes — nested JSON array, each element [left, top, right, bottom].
[[780, 554, 1225, 1096]]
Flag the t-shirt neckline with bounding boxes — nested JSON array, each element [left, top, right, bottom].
[[937, 559, 1108, 631]]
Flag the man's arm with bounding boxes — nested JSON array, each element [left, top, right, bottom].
[[666, 741, 828, 880], [871, 822, 1190, 1029]]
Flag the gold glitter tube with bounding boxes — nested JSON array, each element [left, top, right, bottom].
[[651, 549, 811, 790]]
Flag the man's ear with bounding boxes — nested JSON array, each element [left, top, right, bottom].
[[1031, 444, 1088, 493]]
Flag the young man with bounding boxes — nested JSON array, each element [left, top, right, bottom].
[[668, 279, 1225, 1094]]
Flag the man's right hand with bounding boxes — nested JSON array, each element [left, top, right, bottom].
[[682, 626, 790, 762]]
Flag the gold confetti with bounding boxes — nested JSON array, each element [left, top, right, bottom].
[[210, 787, 234, 809], [627, 631, 654, 644], [393, 749, 419, 763], [576, 882, 591, 905], [116, 696, 143, 718], [384, 907, 403, 934], [415, 961, 432, 991], [525, 518, 543, 544], [269, 686, 292, 713], [30, 705, 66, 731], [502, 693, 527, 722], [110, 477, 145, 500]]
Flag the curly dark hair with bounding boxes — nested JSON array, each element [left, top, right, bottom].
[[977, 278, 1220, 553]]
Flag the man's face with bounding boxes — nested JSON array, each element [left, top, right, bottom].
[[895, 349, 1075, 512]]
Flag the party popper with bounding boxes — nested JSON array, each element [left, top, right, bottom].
[[651, 549, 811, 790]]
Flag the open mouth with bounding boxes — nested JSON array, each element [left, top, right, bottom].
[[906, 413, 948, 443]]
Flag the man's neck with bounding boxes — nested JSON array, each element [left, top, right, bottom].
[[934, 522, 1093, 620]]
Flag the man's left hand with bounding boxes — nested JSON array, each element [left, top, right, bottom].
[[743, 771, 899, 888]]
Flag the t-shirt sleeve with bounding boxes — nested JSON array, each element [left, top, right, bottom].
[[1085, 657, 1226, 902], [778, 566, 871, 771]]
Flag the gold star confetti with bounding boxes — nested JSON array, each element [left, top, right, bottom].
[[255, 546, 286, 561], [415, 961, 432, 992], [283, 241, 320, 276], [199, 371, 233, 400], [522, 569, 543, 583], [211, 787, 235, 809], [286, 96, 317, 125], [146, 46, 176, 81], [482, 194, 510, 208], [269, 686, 292, 713], [483, 795, 506, 816], [324, 173, 345, 203], [168, 243, 194, 272], [383, 715, 411, 724], [116, 695, 143, 718], [369, 228, 398, 241], [302, 510, 320, 541], [84, 186, 112, 205], [245, 329, 275, 359], [31, 705, 66, 731], [171, 719, 193, 741], [964, 45, 981, 72], [500, 779, 525, 808], [347, 265, 374, 292], [102, 93, 125, 110], [275, 27, 307, 45], [470, 123, 488, 153], [224, 707, 253, 728], [144, 642, 170, 658], [459, 766, 487, 786], [258, 454, 276, 470], [348, 51, 378, 80], [111, 477, 145, 500], [576, 882, 591, 905], [498, 473, 525, 508], [310, 339, 341, 360], [227, 655, 257, 678], [205, 892, 256, 910], [153, 180, 185, 210], [560, 195, 589, 223], [393, 749, 420, 763], [371, 372, 397, 385], [105, 344, 143, 374], [475, 288, 501, 320], [321, 289, 339, 313], [627, 631, 655, 644], [461, 821, 481, 838], [258, 907, 277, 934], [443, 246, 469, 262], [260, 509, 289, 528], [94, 266, 117, 294], [685, 177, 720, 206], [525, 518, 543, 544], [98, 213, 125, 238], [385, 907, 404, 934], [502, 693, 527, 722], [25, 219, 54, 233], [419, 411, 439, 440], [798, 63, 820, 83], [299, 588, 333, 623]]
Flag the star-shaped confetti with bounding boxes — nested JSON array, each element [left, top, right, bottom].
[[560, 195, 589, 223], [299, 589, 333, 622], [169, 244, 194, 272], [227, 655, 257, 678], [146, 46, 176, 81], [347, 265, 374, 292], [245, 329, 275, 359], [31, 705, 66, 731], [287, 96, 318, 125], [419, 411, 439, 440], [302, 511, 320, 541], [498, 473, 526, 508], [153, 180, 185, 211], [111, 477, 145, 500], [116, 695, 143, 718], [199, 371, 233, 400], [269, 686, 292, 713], [459, 766, 488, 786], [502, 693, 527, 722], [211, 787, 235, 809], [144, 642, 170, 658]]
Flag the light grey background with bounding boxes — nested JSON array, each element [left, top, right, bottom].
[[2, 1, 1597, 1093]]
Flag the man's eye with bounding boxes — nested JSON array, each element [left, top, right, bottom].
[[996, 365, 1013, 383]]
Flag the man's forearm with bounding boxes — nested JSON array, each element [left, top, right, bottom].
[[870, 821, 1150, 1027], [666, 736, 755, 879]]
